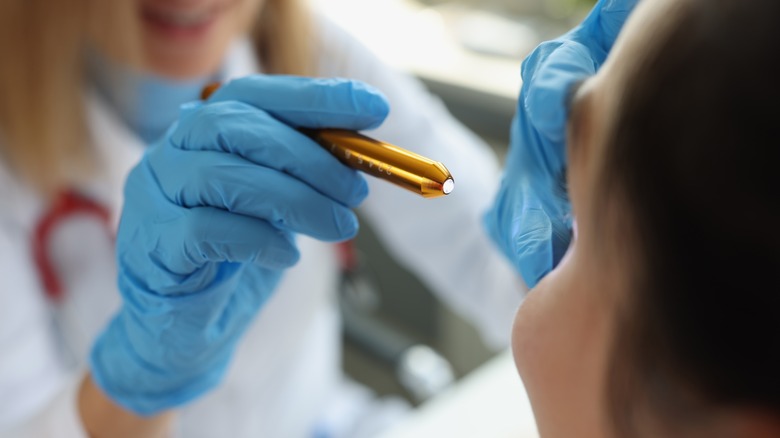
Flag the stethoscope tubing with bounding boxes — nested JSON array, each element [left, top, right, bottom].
[[33, 190, 112, 301]]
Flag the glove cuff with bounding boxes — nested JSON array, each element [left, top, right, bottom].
[[89, 313, 230, 416]]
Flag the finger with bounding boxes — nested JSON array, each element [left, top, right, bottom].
[[593, 0, 639, 51], [524, 41, 596, 145], [121, 162, 301, 272], [574, 0, 638, 54], [551, 219, 573, 269], [149, 147, 361, 242], [513, 205, 555, 289], [121, 206, 297, 297], [484, 185, 555, 289], [515, 188, 574, 287], [170, 101, 368, 208], [207, 75, 390, 130], [174, 207, 300, 270]]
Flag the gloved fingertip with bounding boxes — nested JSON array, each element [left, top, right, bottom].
[[334, 209, 360, 241], [179, 101, 203, 117], [525, 42, 597, 142], [524, 85, 568, 145], [515, 241, 553, 289], [512, 208, 555, 288], [260, 232, 300, 269], [363, 94, 390, 130], [349, 81, 390, 129], [518, 264, 548, 290], [595, 0, 640, 49], [346, 176, 370, 208]]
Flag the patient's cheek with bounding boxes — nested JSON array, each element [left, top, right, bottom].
[[510, 283, 550, 389], [510, 279, 575, 436], [510, 256, 616, 438]]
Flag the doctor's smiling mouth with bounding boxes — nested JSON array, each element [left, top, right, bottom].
[[140, 0, 242, 42], [133, 0, 253, 78]]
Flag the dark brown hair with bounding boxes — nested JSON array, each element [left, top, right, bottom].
[[599, 0, 780, 434]]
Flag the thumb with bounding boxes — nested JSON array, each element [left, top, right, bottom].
[[525, 40, 596, 145], [593, 0, 640, 52], [207, 75, 390, 131]]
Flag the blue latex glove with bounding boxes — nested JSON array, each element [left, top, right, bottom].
[[484, 0, 637, 288], [90, 75, 390, 415]]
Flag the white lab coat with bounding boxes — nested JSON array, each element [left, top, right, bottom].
[[0, 17, 525, 438]]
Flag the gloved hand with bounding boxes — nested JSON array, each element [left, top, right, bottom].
[[90, 75, 390, 415], [484, 0, 637, 288]]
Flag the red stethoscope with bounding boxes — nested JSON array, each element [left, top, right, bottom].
[[33, 190, 357, 302], [33, 190, 113, 302]]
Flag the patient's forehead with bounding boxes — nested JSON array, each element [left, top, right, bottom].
[[599, 0, 687, 86], [577, 0, 690, 166], [565, 0, 693, 276]]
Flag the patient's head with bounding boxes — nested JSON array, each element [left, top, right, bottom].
[[511, 0, 780, 436]]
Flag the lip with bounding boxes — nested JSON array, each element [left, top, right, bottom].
[[140, 3, 226, 42]]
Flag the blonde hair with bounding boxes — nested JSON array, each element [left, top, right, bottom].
[[0, 0, 90, 194], [0, 0, 313, 194], [253, 0, 314, 77]]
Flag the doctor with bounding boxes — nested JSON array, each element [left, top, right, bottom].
[[0, 0, 524, 437]]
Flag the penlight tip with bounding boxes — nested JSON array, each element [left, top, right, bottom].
[[442, 178, 455, 195]]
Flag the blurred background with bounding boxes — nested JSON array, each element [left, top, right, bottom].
[[305, 0, 594, 415]]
